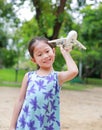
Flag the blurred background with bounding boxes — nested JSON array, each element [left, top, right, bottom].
[[0, 0, 102, 88]]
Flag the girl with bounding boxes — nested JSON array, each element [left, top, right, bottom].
[[9, 37, 78, 130]]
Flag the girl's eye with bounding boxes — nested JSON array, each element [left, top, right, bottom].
[[38, 54, 42, 56], [46, 50, 49, 53]]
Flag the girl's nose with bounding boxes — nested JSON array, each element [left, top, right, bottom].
[[43, 53, 49, 58]]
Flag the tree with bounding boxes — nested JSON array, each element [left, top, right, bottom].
[[0, 0, 20, 67], [11, 0, 102, 76], [1, 48, 18, 67], [80, 4, 102, 78], [32, 0, 68, 39], [12, 0, 75, 39], [0, 0, 20, 47], [12, 0, 74, 70], [10, 0, 89, 71]]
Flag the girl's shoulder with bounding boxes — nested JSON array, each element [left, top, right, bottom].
[[53, 71, 60, 76], [23, 71, 35, 80], [27, 71, 36, 78]]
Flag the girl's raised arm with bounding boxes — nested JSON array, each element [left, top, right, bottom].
[[58, 46, 78, 86]]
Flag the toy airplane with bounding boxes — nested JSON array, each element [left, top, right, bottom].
[[48, 30, 86, 50]]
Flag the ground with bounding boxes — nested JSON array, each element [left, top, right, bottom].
[[0, 87, 102, 130]]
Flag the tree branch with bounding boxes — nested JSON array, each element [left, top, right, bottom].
[[32, 0, 67, 39], [51, 0, 67, 39], [32, 0, 41, 21]]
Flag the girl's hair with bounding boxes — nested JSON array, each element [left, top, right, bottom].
[[28, 36, 54, 58]]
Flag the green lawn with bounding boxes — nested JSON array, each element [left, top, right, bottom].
[[85, 78, 102, 85], [62, 82, 98, 91], [0, 68, 28, 87], [0, 68, 26, 82], [0, 68, 102, 90]]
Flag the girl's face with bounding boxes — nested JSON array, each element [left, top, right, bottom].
[[32, 41, 55, 69]]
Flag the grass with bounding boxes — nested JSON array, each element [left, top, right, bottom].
[[0, 68, 102, 90], [0, 68, 28, 87], [85, 78, 102, 85], [0, 68, 27, 82], [62, 82, 96, 91]]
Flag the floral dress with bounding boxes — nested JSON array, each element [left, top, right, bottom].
[[16, 71, 60, 130]]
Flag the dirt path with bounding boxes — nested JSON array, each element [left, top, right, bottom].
[[0, 87, 102, 130]]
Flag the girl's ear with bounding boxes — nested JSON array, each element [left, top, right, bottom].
[[53, 48, 55, 56], [53, 48, 55, 54], [31, 58, 36, 63]]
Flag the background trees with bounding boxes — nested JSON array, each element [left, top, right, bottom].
[[79, 4, 102, 78], [0, 0, 20, 67], [0, 0, 102, 78]]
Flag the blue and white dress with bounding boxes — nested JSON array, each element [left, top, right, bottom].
[[16, 71, 60, 130]]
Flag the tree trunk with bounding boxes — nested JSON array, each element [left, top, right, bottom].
[[32, 0, 67, 39]]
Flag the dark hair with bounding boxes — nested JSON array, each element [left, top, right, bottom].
[[28, 36, 54, 58]]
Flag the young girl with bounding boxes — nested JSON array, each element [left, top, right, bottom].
[[9, 37, 78, 130]]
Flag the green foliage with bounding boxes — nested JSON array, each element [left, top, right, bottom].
[[0, 0, 20, 27], [59, 12, 74, 36], [0, 31, 8, 48], [0, 0, 20, 67], [79, 3, 102, 77], [17, 19, 39, 48], [12, 0, 75, 72], [0, 1, 14, 18], [53, 47, 65, 71], [80, 4, 102, 48], [37, 3, 56, 35], [1, 0, 102, 79], [0, 48, 18, 68]]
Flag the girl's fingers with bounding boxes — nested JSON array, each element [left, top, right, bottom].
[[60, 45, 72, 53], [64, 46, 72, 52]]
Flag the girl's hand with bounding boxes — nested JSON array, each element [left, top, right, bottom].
[[60, 45, 72, 57]]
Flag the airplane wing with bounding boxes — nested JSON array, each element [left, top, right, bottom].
[[48, 38, 67, 46], [76, 40, 86, 50]]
